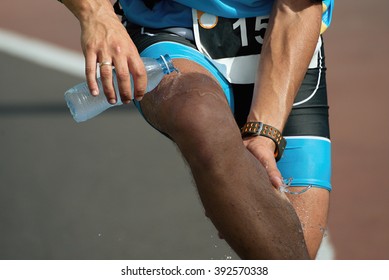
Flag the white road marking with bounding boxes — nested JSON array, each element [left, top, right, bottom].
[[0, 28, 84, 78]]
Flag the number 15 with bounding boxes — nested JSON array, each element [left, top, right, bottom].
[[232, 17, 269, 47]]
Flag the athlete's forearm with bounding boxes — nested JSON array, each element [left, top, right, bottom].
[[60, 0, 116, 25], [248, 0, 322, 131]]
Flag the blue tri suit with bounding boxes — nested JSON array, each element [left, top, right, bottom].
[[119, 0, 333, 30], [118, 0, 335, 191]]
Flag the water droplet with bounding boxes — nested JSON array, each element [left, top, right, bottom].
[[279, 178, 312, 195]]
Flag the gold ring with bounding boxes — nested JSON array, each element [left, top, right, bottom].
[[100, 61, 112, 67]]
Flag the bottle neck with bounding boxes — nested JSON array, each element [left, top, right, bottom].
[[157, 54, 177, 74]]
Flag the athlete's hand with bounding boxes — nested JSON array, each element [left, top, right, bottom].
[[243, 136, 283, 189], [77, 1, 147, 104]]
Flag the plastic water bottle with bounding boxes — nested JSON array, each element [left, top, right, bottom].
[[64, 54, 176, 122]]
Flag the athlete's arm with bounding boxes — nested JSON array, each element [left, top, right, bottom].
[[244, 0, 323, 187], [60, 0, 147, 103]]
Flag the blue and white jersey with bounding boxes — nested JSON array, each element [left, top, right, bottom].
[[119, 0, 334, 32]]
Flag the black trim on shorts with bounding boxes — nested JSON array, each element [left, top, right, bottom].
[[233, 72, 330, 138], [127, 25, 196, 53]]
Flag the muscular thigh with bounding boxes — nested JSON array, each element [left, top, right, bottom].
[[139, 58, 233, 138]]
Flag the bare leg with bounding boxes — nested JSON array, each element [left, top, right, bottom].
[[286, 188, 330, 259], [139, 59, 310, 259]]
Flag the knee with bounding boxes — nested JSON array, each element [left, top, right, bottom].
[[167, 74, 235, 137], [162, 74, 241, 167], [141, 61, 241, 167]]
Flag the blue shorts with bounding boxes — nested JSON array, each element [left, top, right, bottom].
[[138, 41, 234, 111], [131, 31, 332, 192]]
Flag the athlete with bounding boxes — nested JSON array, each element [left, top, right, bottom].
[[58, 0, 334, 259]]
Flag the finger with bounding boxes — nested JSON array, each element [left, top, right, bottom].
[[244, 137, 284, 188], [266, 159, 283, 189], [113, 57, 132, 104], [99, 60, 116, 104], [85, 52, 99, 96], [128, 54, 147, 101], [255, 152, 283, 188]]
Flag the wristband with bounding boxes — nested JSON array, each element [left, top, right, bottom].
[[241, 122, 287, 161]]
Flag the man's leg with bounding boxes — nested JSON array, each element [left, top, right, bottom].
[[277, 138, 331, 258], [139, 58, 310, 259], [286, 188, 329, 259]]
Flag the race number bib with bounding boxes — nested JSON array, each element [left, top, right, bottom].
[[192, 9, 269, 84], [192, 10, 322, 84]]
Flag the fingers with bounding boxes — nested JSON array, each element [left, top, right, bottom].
[[110, 53, 147, 103], [254, 145, 283, 188], [81, 15, 146, 104], [113, 58, 132, 104], [263, 156, 283, 189], [243, 137, 284, 188], [86, 50, 147, 104], [85, 52, 99, 97], [84, 49, 117, 104], [127, 47, 147, 101], [98, 59, 117, 104], [107, 48, 147, 103]]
